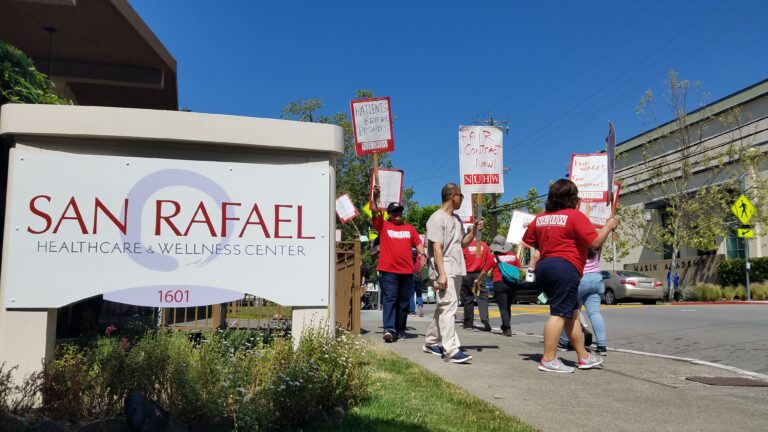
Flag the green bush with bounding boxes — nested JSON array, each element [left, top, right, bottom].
[[695, 283, 722, 301], [40, 327, 370, 430], [752, 282, 768, 300], [681, 286, 699, 301], [733, 285, 747, 300], [718, 257, 768, 287], [722, 286, 736, 301]]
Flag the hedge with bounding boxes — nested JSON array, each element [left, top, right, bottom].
[[717, 256, 768, 287]]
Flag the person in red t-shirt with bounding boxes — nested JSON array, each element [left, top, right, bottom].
[[371, 186, 426, 343], [460, 238, 494, 331], [488, 235, 522, 337], [522, 179, 617, 373]]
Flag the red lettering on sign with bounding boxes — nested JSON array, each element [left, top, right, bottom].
[[221, 202, 241, 237], [28, 195, 52, 234], [239, 204, 271, 238], [183, 201, 217, 237], [93, 198, 128, 235], [53, 197, 88, 234], [274, 204, 292, 239], [155, 200, 183, 236]]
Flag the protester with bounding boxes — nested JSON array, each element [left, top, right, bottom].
[[460, 236, 493, 331], [410, 247, 425, 317], [423, 183, 483, 364], [559, 248, 608, 355], [522, 179, 618, 373], [488, 235, 522, 337], [371, 185, 426, 342]]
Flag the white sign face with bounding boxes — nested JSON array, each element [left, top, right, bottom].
[[335, 194, 359, 224], [455, 193, 474, 224], [569, 153, 609, 202], [459, 126, 504, 194], [351, 97, 394, 156], [578, 182, 620, 227], [2, 150, 330, 308], [335, 229, 342, 242], [506, 210, 536, 244], [370, 168, 403, 209]]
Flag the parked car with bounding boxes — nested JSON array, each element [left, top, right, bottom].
[[600, 270, 664, 305]]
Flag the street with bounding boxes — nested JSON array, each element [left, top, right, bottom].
[[473, 303, 768, 375]]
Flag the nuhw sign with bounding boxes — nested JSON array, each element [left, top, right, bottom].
[[2, 151, 330, 308]]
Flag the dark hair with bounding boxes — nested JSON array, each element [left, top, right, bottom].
[[441, 183, 458, 202], [545, 179, 579, 212]]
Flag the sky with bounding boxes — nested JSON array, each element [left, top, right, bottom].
[[129, 0, 768, 207]]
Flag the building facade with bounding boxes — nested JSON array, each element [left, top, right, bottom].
[[615, 78, 768, 287]]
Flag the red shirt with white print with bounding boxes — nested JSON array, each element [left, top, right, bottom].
[[490, 251, 522, 283], [522, 208, 597, 276], [372, 216, 422, 274], [462, 241, 493, 273]]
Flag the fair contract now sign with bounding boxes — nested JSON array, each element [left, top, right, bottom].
[[1, 151, 330, 308]]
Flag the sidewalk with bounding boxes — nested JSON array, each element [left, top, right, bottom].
[[361, 309, 768, 432]]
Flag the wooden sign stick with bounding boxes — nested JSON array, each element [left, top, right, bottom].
[[371, 153, 380, 204], [475, 194, 484, 258]]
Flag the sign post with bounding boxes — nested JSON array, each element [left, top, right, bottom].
[[731, 193, 756, 300]]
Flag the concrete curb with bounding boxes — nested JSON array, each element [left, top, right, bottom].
[[670, 301, 768, 305]]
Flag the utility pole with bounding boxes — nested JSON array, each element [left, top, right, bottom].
[[473, 113, 510, 236]]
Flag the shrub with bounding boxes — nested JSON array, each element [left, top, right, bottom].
[[695, 283, 722, 302], [681, 286, 699, 301], [718, 257, 768, 287], [733, 285, 747, 300], [752, 282, 768, 300], [722, 286, 736, 301], [0, 40, 71, 105], [40, 327, 370, 430]]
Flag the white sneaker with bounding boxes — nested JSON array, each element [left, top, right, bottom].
[[538, 357, 575, 373], [578, 353, 604, 369]]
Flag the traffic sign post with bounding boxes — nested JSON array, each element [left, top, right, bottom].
[[731, 193, 756, 300]]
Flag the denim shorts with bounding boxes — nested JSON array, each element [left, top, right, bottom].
[[535, 257, 580, 319]]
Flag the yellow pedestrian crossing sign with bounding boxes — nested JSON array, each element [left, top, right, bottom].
[[732, 194, 756, 225], [737, 227, 755, 239]]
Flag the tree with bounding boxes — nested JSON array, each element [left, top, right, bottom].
[[617, 70, 763, 299], [0, 40, 70, 105]]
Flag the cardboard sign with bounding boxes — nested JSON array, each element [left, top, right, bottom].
[[351, 97, 394, 156], [570, 153, 609, 202], [459, 126, 504, 194], [335, 194, 359, 224], [455, 193, 474, 224], [506, 210, 536, 244], [369, 168, 403, 209], [578, 182, 621, 227]]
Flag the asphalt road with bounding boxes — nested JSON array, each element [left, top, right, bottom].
[[477, 303, 768, 375]]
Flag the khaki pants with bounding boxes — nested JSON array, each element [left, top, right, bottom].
[[425, 275, 462, 356]]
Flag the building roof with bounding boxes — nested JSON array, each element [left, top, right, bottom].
[[616, 77, 768, 154], [0, 0, 177, 110]]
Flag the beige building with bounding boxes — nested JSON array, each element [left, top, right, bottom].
[[614, 78, 768, 286]]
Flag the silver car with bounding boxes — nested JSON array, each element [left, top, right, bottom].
[[600, 270, 664, 305]]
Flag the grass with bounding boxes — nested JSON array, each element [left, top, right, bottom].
[[306, 347, 538, 432]]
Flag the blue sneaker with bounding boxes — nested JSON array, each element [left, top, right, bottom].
[[445, 351, 472, 364], [422, 344, 444, 357]]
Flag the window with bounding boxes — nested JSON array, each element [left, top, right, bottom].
[[726, 236, 745, 259]]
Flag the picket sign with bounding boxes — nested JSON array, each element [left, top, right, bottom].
[[335, 194, 360, 224], [459, 126, 504, 194], [569, 153, 609, 203], [455, 192, 474, 224], [369, 168, 403, 209], [578, 182, 621, 227], [507, 210, 536, 244]]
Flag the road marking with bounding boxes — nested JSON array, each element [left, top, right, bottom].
[[610, 348, 768, 380]]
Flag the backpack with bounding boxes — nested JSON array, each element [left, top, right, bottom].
[[494, 255, 520, 283]]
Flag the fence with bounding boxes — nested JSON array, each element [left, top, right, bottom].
[[335, 240, 361, 334]]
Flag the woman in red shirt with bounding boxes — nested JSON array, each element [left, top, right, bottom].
[[522, 179, 617, 373]]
